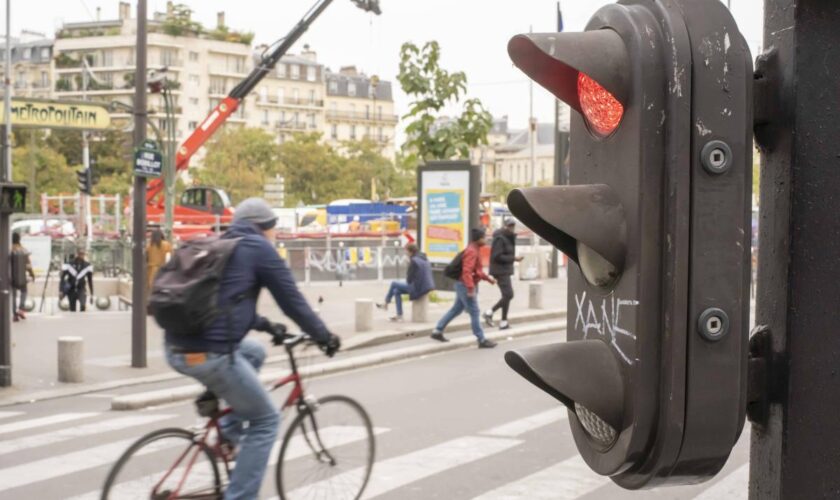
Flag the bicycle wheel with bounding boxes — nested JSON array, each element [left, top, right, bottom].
[[101, 427, 222, 500], [276, 395, 375, 500]]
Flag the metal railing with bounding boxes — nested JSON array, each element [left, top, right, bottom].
[[326, 109, 399, 123]]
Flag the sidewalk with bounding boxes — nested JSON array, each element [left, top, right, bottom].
[[1, 276, 568, 406]]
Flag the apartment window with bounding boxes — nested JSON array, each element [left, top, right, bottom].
[[209, 77, 225, 95], [306, 65, 316, 82], [378, 106, 382, 119], [365, 105, 370, 119], [348, 82, 357, 96], [188, 121, 198, 130], [290, 64, 300, 80], [293, 112, 300, 126], [262, 109, 270, 126], [328, 80, 338, 93], [40, 71, 48, 87], [330, 124, 338, 139], [276, 64, 286, 78], [22, 48, 31, 60], [189, 97, 199, 106], [189, 51, 199, 62], [40, 47, 49, 60], [277, 88, 285, 103], [188, 74, 200, 87], [259, 87, 268, 102], [308, 89, 316, 104], [350, 125, 357, 140], [280, 110, 286, 124], [308, 113, 316, 128], [378, 127, 384, 140], [102, 50, 114, 67], [161, 49, 178, 67]]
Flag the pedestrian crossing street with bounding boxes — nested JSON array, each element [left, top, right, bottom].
[[0, 405, 749, 499]]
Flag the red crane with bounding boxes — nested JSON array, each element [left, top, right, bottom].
[[146, 0, 382, 236]]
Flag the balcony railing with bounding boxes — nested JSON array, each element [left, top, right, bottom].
[[276, 120, 310, 131], [326, 110, 398, 124], [256, 96, 324, 108]]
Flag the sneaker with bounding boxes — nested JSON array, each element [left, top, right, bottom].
[[483, 310, 495, 327], [389, 315, 404, 322], [430, 331, 449, 343], [375, 302, 388, 310], [478, 339, 498, 349], [499, 321, 510, 330]]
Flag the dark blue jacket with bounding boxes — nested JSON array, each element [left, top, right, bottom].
[[165, 222, 330, 353], [406, 252, 434, 300]]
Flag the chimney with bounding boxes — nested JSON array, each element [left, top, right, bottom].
[[96, 7, 101, 21], [301, 44, 317, 62], [217, 12, 226, 29], [339, 65, 358, 77], [118, 1, 131, 20]]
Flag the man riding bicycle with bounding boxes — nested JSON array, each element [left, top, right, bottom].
[[164, 198, 340, 500]]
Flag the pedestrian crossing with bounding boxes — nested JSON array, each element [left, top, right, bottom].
[[0, 406, 750, 499]]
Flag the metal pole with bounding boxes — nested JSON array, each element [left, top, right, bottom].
[[750, 0, 840, 497], [162, 87, 174, 239], [0, 0, 12, 387], [82, 63, 92, 252], [131, 0, 148, 368]]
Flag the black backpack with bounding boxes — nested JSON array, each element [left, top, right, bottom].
[[444, 251, 464, 280], [149, 236, 241, 336]]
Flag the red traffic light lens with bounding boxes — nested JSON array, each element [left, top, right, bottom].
[[578, 72, 624, 137]]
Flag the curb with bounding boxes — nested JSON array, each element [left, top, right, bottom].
[[111, 319, 567, 411]]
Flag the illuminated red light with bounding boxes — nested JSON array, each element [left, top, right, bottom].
[[578, 72, 624, 137]]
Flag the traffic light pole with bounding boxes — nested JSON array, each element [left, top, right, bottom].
[[750, 0, 840, 497], [0, 0, 11, 387], [131, 0, 148, 368]]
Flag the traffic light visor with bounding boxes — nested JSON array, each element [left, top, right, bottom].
[[505, 340, 624, 435], [508, 30, 629, 136], [507, 185, 626, 285]]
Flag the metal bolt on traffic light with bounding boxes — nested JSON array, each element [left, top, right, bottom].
[[504, 0, 753, 488]]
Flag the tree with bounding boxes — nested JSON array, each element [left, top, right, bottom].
[[276, 133, 345, 206], [194, 126, 279, 204], [161, 4, 203, 37], [342, 139, 414, 200], [46, 128, 134, 195], [487, 179, 517, 203], [398, 41, 493, 162], [12, 139, 75, 212]]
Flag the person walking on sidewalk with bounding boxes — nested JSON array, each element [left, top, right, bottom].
[[431, 227, 498, 348], [60, 249, 94, 312], [10, 232, 35, 322], [376, 243, 434, 321], [484, 218, 523, 330], [164, 198, 340, 500]]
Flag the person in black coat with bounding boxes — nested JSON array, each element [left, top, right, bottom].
[[483, 219, 523, 329], [60, 249, 94, 312]]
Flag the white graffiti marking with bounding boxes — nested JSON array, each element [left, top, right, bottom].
[[306, 249, 409, 273], [574, 291, 640, 365]]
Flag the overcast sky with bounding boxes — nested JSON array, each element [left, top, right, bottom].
[[3, 0, 764, 131]]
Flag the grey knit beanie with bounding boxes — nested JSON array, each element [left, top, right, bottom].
[[234, 198, 277, 230]]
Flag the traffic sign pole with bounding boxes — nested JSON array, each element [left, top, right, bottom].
[[0, 0, 11, 387], [131, 0, 148, 369]]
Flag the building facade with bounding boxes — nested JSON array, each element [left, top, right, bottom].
[[0, 33, 54, 100]]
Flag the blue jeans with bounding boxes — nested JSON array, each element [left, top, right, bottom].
[[165, 338, 280, 500], [385, 281, 412, 316], [435, 282, 485, 341]]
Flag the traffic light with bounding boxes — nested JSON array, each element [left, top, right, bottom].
[[76, 168, 93, 195], [504, 0, 752, 488]]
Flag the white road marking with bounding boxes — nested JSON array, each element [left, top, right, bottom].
[[0, 436, 180, 492], [280, 435, 521, 500], [0, 411, 23, 421], [692, 463, 749, 500], [472, 455, 608, 499], [0, 412, 98, 435], [0, 414, 176, 455], [66, 426, 389, 500], [481, 408, 567, 438]]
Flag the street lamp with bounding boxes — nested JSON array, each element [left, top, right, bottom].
[[147, 68, 176, 239]]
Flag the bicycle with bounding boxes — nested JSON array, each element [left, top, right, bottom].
[[101, 331, 376, 500]]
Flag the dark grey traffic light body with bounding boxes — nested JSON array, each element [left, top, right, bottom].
[[505, 0, 752, 488]]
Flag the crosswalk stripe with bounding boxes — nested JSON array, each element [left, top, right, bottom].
[[0, 436, 180, 492], [281, 435, 521, 500], [0, 412, 98, 435], [481, 408, 567, 438], [472, 455, 609, 499], [0, 414, 177, 455], [0, 411, 24, 421], [66, 426, 389, 500], [692, 463, 749, 500]]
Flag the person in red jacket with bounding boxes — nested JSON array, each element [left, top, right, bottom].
[[431, 227, 498, 348]]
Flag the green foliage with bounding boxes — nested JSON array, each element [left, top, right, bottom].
[[54, 53, 79, 69], [55, 78, 72, 92], [161, 4, 203, 37], [207, 26, 255, 45], [487, 179, 517, 202], [276, 133, 344, 206], [12, 136, 75, 211], [42, 128, 133, 196], [194, 127, 280, 204], [398, 41, 493, 162]]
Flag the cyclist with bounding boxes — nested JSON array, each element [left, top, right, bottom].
[[164, 198, 340, 500]]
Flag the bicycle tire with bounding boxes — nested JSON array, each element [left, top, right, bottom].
[[101, 427, 222, 500], [275, 395, 375, 500]]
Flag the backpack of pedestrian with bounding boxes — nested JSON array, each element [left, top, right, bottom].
[[483, 219, 524, 330], [431, 227, 498, 348]]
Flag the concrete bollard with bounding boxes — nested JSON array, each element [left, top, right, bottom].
[[411, 294, 430, 323], [355, 299, 374, 332], [58, 337, 84, 383], [529, 281, 544, 310]]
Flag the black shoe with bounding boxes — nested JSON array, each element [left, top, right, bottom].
[[483, 310, 495, 327], [430, 331, 449, 343], [478, 339, 498, 349]]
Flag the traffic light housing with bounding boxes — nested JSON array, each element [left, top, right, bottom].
[[505, 0, 752, 488], [76, 168, 93, 195]]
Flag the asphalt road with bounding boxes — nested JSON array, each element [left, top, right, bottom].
[[0, 331, 749, 499]]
